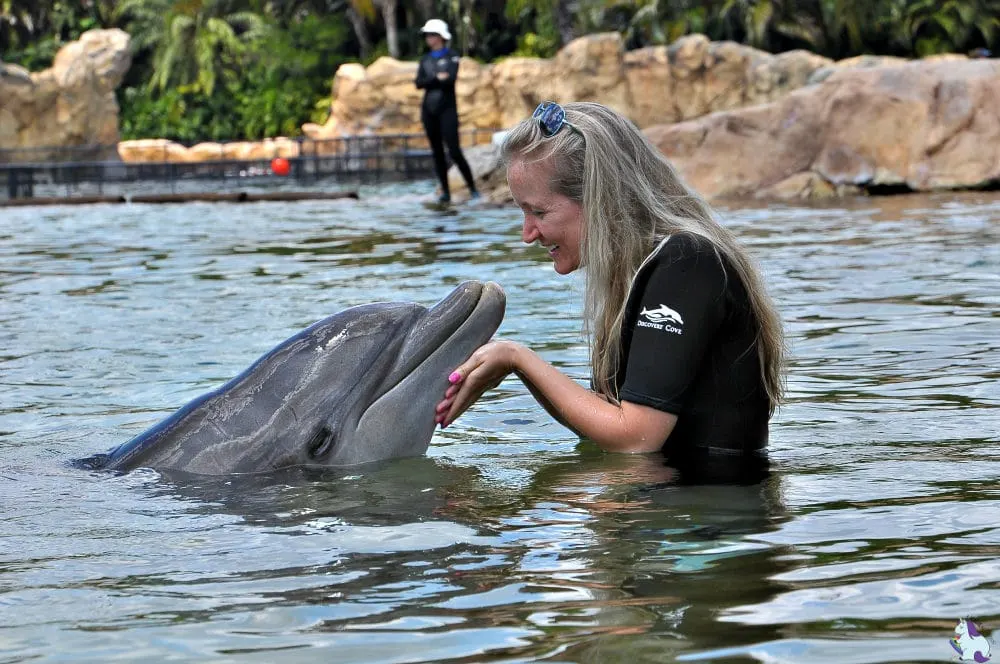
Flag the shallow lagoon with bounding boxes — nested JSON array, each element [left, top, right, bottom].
[[1, 183, 998, 663]]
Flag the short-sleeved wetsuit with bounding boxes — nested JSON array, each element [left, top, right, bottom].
[[615, 233, 771, 483]]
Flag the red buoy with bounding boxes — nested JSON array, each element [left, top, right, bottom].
[[270, 157, 290, 176]]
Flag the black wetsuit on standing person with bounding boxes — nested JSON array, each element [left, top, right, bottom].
[[415, 47, 477, 203], [615, 233, 772, 484]]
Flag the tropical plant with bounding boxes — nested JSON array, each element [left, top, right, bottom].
[[9, 0, 1000, 145], [116, 8, 349, 141], [345, 0, 377, 60], [374, 0, 400, 57], [505, 0, 563, 56], [903, 0, 1000, 56], [115, 0, 268, 95], [1, 0, 113, 68]]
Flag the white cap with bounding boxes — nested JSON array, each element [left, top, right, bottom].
[[420, 18, 451, 41]]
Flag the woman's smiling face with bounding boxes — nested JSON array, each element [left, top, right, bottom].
[[508, 156, 584, 275]]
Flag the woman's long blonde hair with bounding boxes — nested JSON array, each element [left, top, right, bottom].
[[501, 101, 785, 411]]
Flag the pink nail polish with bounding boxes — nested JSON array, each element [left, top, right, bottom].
[[448, 372, 462, 384]]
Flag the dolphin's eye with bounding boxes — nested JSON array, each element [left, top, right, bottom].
[[307, 425, 337, 459]]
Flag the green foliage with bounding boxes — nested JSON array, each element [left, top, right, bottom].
[[505, 0, 561, 57], [115, 0, 270, 96], [4, 38, 61, 70], [7, 0, 1000, 144], [512, 31, 560, 58], [2, 0, 104, 68], [903, 0, 1000, 56], [119, 86, 234, 142], [587, 0, 1000, 58], [117, 12, 348, 141], [504, 0, 561, 58], [362, 40, 392, 65]]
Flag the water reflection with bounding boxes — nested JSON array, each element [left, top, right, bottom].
[[512, 454, 790, 660], [0, 186, 998, 662], [151, 457, 482, 529]]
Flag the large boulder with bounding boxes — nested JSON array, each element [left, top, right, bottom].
[[117, 138, 193, 163], [549, 32, 632, 116], [489, 57, 555, 128], [644, 58, 1000, 199], [624, 46, 672, 128], [0, 29, 131, 160], [310, 32, 835, 136], [117, 137, 302, 163]]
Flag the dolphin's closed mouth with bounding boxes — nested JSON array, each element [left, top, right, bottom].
[[359, 281, 506, 420]]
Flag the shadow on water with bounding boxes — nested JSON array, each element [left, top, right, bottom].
[[505, 452, 795, 662], [118, 451, 796, 662], [150, 457, 486, 529]]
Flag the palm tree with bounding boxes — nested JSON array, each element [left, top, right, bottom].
[[0, 0, 38, 50], [2, 0, 114, 52], [116, 0, 267, 95], [341, 0, 375, 60], [555, 0, 576, 44], [375, 0, 399, 57]]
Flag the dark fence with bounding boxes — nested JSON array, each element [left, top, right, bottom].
[[0, 128, 498, 202]]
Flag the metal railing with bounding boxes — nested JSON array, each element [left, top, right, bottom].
[[0, 128, 499, 201]]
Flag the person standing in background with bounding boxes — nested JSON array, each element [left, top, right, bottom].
[[415, 19, 479, 205]]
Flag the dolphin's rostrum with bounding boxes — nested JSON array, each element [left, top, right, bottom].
[[79, 281, 506, 474]]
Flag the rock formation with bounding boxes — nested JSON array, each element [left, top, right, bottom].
[[645, 58, 1000, 199], [117, 137, 301, 163], [8, 28, 995, 201], [0, 29, 132, 161], [304, 32, 834, 138]]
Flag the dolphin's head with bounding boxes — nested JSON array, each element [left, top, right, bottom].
[[295, 280, 506, 468], [87, 280, 506, 475]]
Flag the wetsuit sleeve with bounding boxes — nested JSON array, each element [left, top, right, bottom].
[[415, 56, 439, 89], [619, 237, 728, 413], [442, 53, 460, 87]]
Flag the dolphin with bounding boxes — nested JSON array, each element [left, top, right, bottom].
[[78, 281, 505, 475]]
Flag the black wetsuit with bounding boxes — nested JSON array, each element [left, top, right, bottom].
[[615, 233, 772, 484], [415, 47, 476, 200]]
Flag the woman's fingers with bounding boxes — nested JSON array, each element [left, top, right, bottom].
[[439, 376, 477, 427], [442, 362, 501, 427], [436, 340, 519, 429]]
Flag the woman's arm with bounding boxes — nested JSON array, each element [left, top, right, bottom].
[[517, 370, 573, 429], [440, 52, 460, 86], [414, 57, 439, 89], [436, 340, 676, 453]]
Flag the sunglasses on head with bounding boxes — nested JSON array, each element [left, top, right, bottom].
[[532, 101, 583, 139]]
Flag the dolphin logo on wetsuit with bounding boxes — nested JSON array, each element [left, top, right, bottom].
[[640, 304, 684, 326]]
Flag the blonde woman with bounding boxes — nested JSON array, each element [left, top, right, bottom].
[[436, 101, 785, 483]]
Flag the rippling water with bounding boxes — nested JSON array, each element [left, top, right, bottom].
[[1, 183, 998, 663]]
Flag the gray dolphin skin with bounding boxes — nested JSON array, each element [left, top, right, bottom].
[[80, 281, 505, 474]]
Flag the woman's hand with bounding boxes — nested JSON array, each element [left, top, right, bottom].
[[435, 340, 523, 428], [434, 340, 676, 454]]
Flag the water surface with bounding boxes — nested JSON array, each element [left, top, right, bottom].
[[1, 183, 998, 662]]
